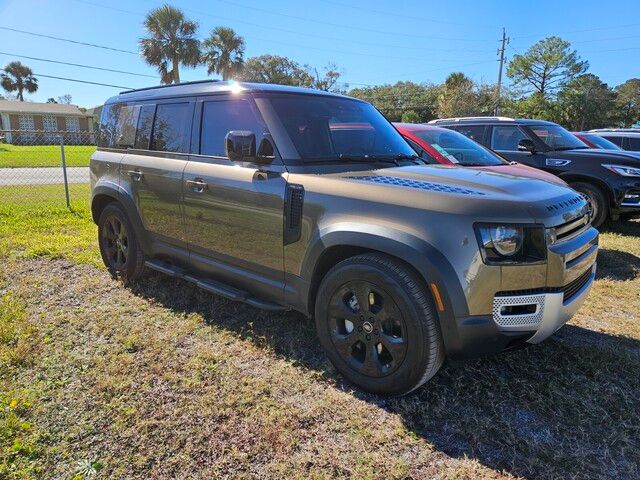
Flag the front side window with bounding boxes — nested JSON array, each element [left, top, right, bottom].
[[417, 129, 506, 166], [200, 99, 264, 157], [491, 126, 529, 151], [529, 125, 586, 150], [267, 95, 415, 161], [150, 103, 191, 153]]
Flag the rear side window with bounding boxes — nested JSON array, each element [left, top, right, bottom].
[[97, 103, 140, 149], [200, 99, 264, 157], [134, 105, 155, 149], [626, 137, 640, 151], [603, 135, 624, 147], [491, 126, 528, 151], [455, 125, 486, 144], [150, 103, 191, 153]]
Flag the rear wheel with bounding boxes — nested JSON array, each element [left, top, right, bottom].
[[314, 253, 444, 395], [98, 203, 146, 283], [571, 182, 608, 228]]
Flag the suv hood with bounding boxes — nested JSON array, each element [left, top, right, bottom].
[[551, 148, 640, 165], [316, 164, 586, 226]]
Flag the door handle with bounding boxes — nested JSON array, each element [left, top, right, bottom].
[[125, 169, 143, 181], [186, 178, 208, 193]]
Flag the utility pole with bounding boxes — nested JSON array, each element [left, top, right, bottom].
[[495, 27, 509, 115]]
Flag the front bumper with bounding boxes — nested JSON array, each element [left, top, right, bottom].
[[492, 263, 596, 344]]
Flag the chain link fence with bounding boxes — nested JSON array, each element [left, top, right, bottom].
[[0, 130, 96, 210]]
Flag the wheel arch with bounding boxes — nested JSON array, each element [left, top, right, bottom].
[[92, 185, 150, 252], [300, 226, 468, 354], [558, 173, 614, 205]]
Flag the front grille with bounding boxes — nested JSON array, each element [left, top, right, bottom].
[[562, 268, 593, 302], [553, 213, 590, 243]]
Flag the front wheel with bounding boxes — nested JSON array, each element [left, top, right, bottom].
[[314, 253, 444, 395], [571, 182, 608, 228], [98, 203, 146, 283]]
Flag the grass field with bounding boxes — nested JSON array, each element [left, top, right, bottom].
[[1, 187, 639, 479], [0, 144, 95, 168]]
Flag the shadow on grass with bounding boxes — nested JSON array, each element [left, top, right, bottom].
[[130, 274, 640, 480], [596, 248, 640, 280], [600, 217, 640, 238]]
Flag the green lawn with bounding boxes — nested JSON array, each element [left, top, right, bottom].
[[0, 144, 95, 168], [0, 185, 639, 479]]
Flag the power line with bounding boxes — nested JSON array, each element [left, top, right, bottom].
[[204, 0, 491, 42], [0, 26, 138, 54], [0, 51, 156, 78], [512, 23, 640, 40], [33, 73, 132, 89]]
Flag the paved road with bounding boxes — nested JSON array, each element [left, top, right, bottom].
[[0, 167, 90, 185]]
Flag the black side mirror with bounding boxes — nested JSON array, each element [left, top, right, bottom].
[[225, 131, 275, 165], [517, 138, 536, 154]]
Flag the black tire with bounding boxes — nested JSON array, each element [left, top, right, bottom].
[[314, 253, 444, 395], [571, 182, 608, 228], [98, 203, 146, 283]]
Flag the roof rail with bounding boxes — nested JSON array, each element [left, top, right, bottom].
[[119, 79, 222, 95], [427, 116, 515, 124]]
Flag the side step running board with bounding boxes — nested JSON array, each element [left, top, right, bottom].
[[144, 260, 287, 311]]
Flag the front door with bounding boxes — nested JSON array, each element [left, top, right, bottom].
[[489, 125, 548, 169], [182, 96, 287, 301]]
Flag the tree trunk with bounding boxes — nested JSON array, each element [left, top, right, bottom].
[[172, 57, 180, 84], [17, 87, 24, 101]]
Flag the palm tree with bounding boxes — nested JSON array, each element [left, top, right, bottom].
[[139, 5, 200, 84], [1, 62, 38, 101], [202, 27, 245, 80]]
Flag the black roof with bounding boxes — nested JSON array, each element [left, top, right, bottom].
[[105, 80, 354, 104], [428, 116, 558, 127]]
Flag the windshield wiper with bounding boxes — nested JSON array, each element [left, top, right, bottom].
[[552, 146, 587, 151], [338, 154, 399, 165]]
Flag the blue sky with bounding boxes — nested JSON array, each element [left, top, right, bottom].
[[1, 0, 639, 107]]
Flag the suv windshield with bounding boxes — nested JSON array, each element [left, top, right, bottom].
[[529, 125, 587, 150], [267, 95, 416, 162], [414, 129, 506, 166]]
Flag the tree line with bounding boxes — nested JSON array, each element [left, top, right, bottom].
[[1, 3, 638, 129]]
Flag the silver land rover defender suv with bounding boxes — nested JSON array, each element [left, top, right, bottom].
[[90, 81, 598, 395]]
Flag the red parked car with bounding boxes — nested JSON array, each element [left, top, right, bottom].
[[572, 132, 623, 151], [394, 123, 567, 186]]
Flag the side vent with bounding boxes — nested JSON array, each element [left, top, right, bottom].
[[284, 184, 304, 245]]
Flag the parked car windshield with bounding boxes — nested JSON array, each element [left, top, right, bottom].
[[529, 125, 587, 150], [414, 129, 506, 166], [267, 95, 416, 162], [582, 133, 622, 150]]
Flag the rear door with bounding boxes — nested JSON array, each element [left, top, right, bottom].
[[119, 100, 194, 254], [182, 94, 287, 301]]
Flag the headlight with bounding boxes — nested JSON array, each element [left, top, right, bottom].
[[603, 164, 640, 177], [475, 223, 547, 265]]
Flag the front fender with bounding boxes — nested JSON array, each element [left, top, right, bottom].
[[301, 223, 469, 355]]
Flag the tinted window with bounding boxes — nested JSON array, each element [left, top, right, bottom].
[[455, 125, 486, 144], [150, 103, 191, 153], [416, 129, 505, 166], [97, 103, 121, 148], [491, 126, 528, 151], [135, 104, 155, 149], [115, 105, 140, 149], [267, 95, 415, 161], [201, 99, 264, 157], [581, 134, 621, 150], [404, 137, 436, 163], [602, 135, 624, 147], [626, 137, 640, 151]]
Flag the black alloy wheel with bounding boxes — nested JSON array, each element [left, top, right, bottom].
[[328, 281, 408, 378]]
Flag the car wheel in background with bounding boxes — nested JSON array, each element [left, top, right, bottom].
[[571, 182, 608, 228], [314, 253, 444, 395], [98, 203, 146, 283]]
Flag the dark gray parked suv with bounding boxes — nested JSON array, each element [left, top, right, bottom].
[[90, 81, 598, 395]]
